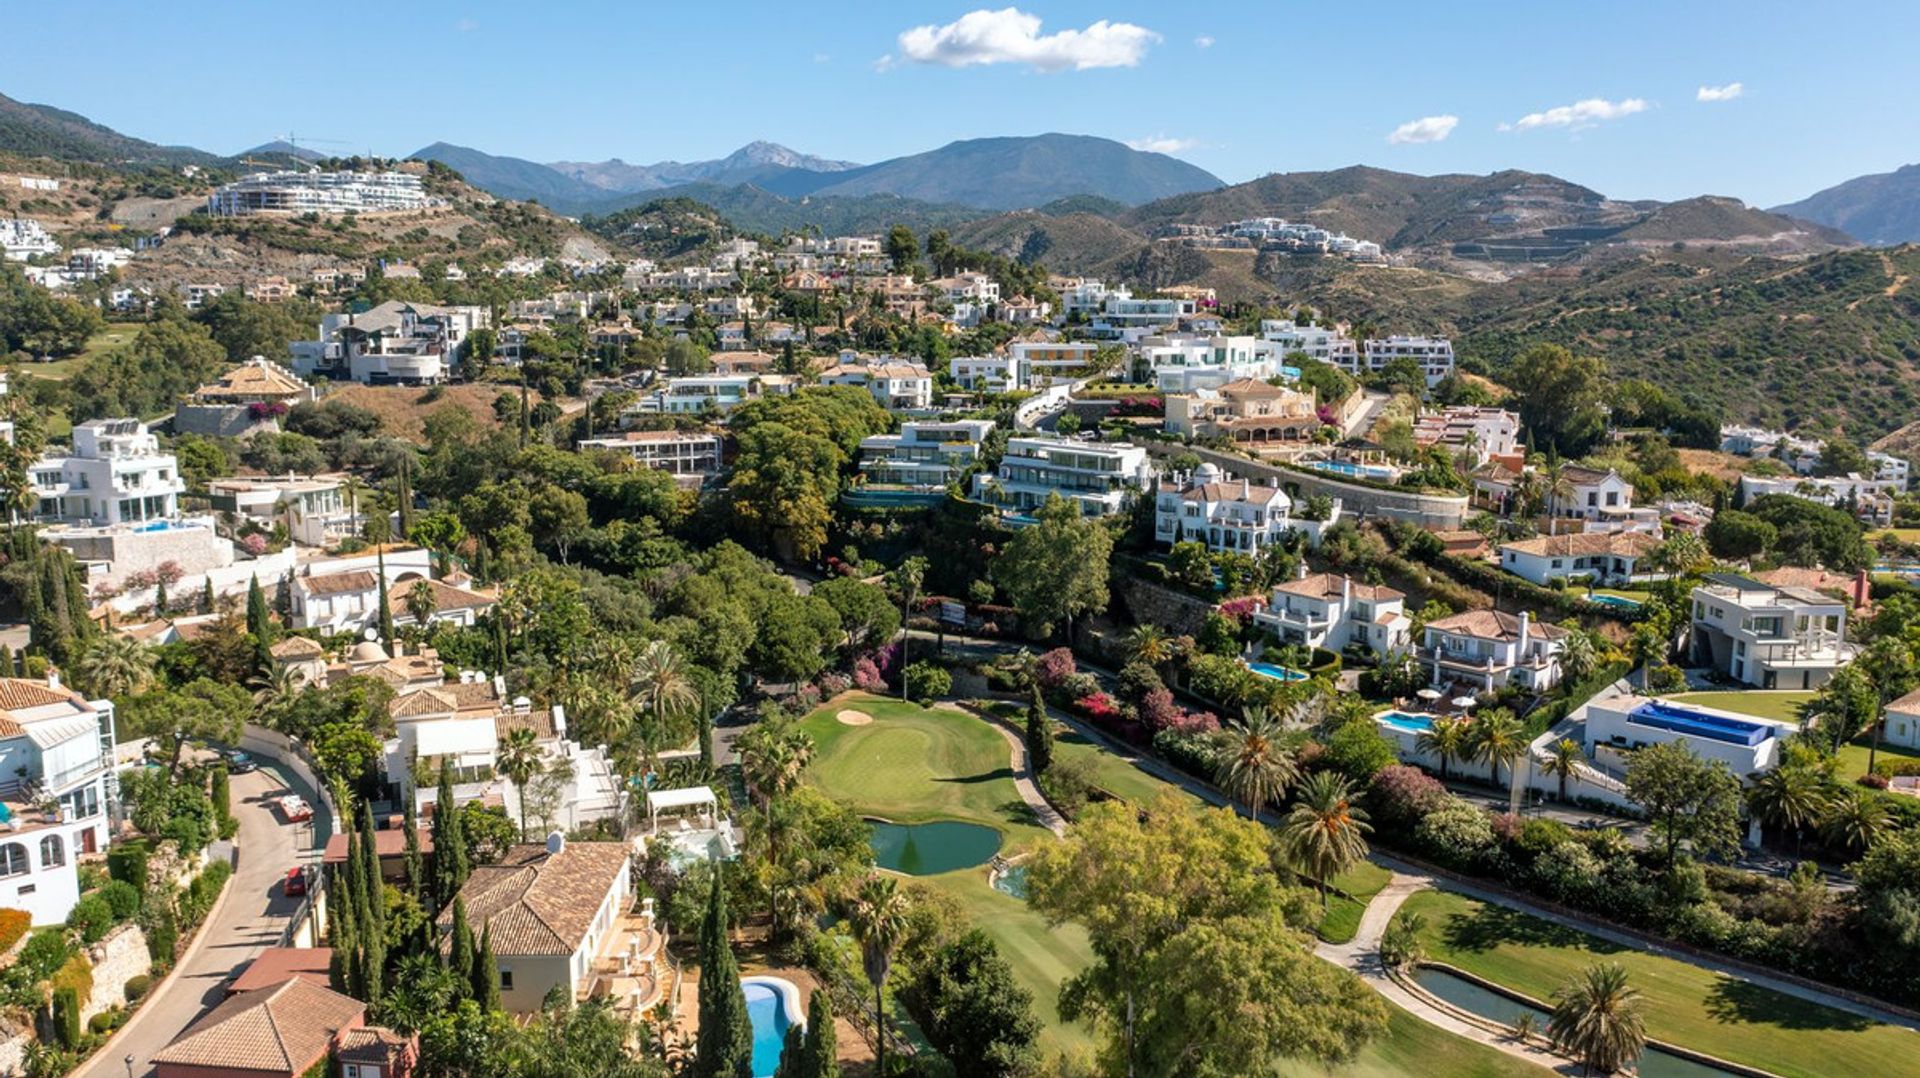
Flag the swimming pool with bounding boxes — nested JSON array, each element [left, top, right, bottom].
[[1308, 460, 1398, 481], [868, 819, 1003, 875], [1628, 701, 1774, 747], [1248, 661, 1309, 682], [1376, 711, 1438, 734], [1587, 593, 1643, 610], [742, 976, 804, 1078]]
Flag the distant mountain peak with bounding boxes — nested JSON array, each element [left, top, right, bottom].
[[1773, 163, 1920, 246]]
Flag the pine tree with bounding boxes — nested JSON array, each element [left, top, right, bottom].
[[801, 990, 839, 1078], [449, 899, 477, 998], [473, 924, 500, 1011], [1026, 682, 1053, 776], [695, 868, 753, 1078], [246, 574, 273, 673], [402, 796, 425, 899]]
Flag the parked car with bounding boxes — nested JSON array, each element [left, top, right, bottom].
[[224, 750, 258, 774], [283, 866, 308, 897], [277, 794, 312, 823]]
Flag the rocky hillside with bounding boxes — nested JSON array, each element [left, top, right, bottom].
[[1774, 163, 1920, 246]]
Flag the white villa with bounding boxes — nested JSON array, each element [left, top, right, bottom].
[[1257, 320, 1359, 369], [857, 420, 995, 491], [818, 361, 934, 411], [206, 474, 356, 548], [1585, 695, 1795, 777], [577, 430, 724, 481], [1253, 571, 1409, 656], [1413, 406, 1520, 465], [28, 419, 184, 526], [1548, 466, 1636, 523], [0, 675, 117, 925], [207, 170, 436, 215], [1497, 530, 1662, 587], [1883, 688, 1920, 751], [1421, 609, 1568, 693], [972, 436, 1154, 517], [1153, 463, 1293, 555], [635, 374, 797, 414], [1133, 334, 1277, 393], [289, 301, 489, 386], [1688, 573, 1853, 690]]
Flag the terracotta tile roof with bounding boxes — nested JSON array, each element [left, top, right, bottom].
[[1890, 686, 1920, 714], [194, 359, 308, 399], [323, 826, 433, 866], [1166, 479, 1288, 505], [388, 577, 499, 613], [0, 679, 84, 711], [496, 706, 558, 741], [1272, 572, 1404, 603], [1560, 466, 1622, 486], [390, 679, 499, 719], [270, 636, 324, 658], [1499, 531, 1660, 559], [338, 1026, 415, 1067], [227, 947, 334, 994], [300, 569, 379, 597], [152, 977, 363, 1073], [440, 841, 629, 957], [1216, 377, 1290, 397], [1425, 609, 1571, 642]]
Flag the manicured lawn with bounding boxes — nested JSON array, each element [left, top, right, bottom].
[[1836, 736, 1920, 780], [1667, 690, 1814, 725], [1401, 890, 1916, 1078], [1317, 862, 1394, 945], [1275, 1006, 1553, 1078], [1871, 528, 1920, 544], [1052, 726, 1197, 807], [913, 869, 1095, 1054]]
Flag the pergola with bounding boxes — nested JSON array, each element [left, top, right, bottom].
[[645, 786, 719, 833]]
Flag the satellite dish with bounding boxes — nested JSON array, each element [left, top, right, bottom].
[[362, 627, 379, 642]]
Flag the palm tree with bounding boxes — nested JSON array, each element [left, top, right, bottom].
[[848, 875, 910, 1078], [1214, 706, 1297, 818], [404, 579, 437, 629], [1821, 790, 1892, 856], [1651, 531, 1708, 577], [249, 663, 307, 722], [1746, 766, 1830, 851], [628, 640, 698, 771], [496, 727, 543, 842], [69, 634, 155, 699], [1416, 716, 1472, 782], [1280, 772, 1372, 907], [1559, 629, 1598, 684], [1468, 710, 1527, 789], [1548, 963, 1647, 1076], [1126, 623, 1173, 668], [890, 557, 928, 702], [1539, 738, 1584, 802]]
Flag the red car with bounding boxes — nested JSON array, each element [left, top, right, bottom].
[[283, 866, 308, 897], [277, 794, 312, 823]]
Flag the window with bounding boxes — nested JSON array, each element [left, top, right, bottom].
[[39, 836, 62, 869], [0, 844, 25, 878], [499, 968, 514, 991]]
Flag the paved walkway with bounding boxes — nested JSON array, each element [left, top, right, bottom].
[[945, 702, 1067, 837]]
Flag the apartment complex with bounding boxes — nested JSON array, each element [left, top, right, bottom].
[[207, 170, 437, 216], [972, 436, 1154, 517], [1688, 573, 1853, 689], [1360, 335, 1456, 386]]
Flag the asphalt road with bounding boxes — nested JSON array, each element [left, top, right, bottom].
[[76, 764, 321, 1078]]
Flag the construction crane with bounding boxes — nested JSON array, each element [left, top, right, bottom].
[[274, 132, 351, 156]]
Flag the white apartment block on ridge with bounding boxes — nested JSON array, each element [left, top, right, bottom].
[[972, 436, 1154, 517], [0, 674, 119, 925], [28, 419, 183, 526], [1258, 320, 1360, 369], [858, 420, 996, 490], [1360, 335, 1456, 386], [207, 170, 437, 216], [1688, 573, 1854, 690]]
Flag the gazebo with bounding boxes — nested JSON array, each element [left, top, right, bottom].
[[645, 786, 719, 834]]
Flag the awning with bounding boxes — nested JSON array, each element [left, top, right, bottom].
[[646, 786, 717, 813]]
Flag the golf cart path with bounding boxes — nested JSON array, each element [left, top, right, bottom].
[[942, 702, 1067, 837]]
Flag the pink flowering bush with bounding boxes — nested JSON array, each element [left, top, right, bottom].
[[852, 658, 886, 693], [1369, 765, 1445, 827], [1074, 692, 1122, 724], [241, 533, 269, 556], [1215, 596, 1260, 624], [1139, 687, 1182, 731], [816, 672, 851, 697], [1166, 709, 1220, 736], [1036, 648, 1077, 691]]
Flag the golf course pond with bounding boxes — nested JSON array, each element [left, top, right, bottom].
[[868, 818, 1002, 875]]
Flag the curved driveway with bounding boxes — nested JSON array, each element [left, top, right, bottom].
[[76, 763, 323, 1078]]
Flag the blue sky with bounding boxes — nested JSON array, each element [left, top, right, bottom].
[[7, 1, 1916, 206]]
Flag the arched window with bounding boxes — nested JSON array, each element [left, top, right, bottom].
[[0, 844, 26, 878], [38, 835, 63, 869]]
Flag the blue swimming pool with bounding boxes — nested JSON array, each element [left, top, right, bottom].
[[1629, 701, 1773, 747], [743, 977, 801, 1078], [1377, 711, 1438, 734], [1587, 593, 1643, 610], [1309, 460, 1397, 481], [1248, 661, 1308, 682]]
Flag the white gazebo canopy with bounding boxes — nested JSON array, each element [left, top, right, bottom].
[[646, 786, 719, 831]]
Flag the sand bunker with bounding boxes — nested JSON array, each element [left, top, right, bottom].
[[836, 709, 874, 726]]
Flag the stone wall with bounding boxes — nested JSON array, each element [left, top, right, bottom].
[[82, 923, 151, 1024], [1113, 574, 1218, 639], [173, 403, 279, 439]]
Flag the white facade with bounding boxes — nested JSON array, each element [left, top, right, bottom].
[[1498, 531, 1660, 587], [1689, 575, 1852, 690], [1585, 695, 1793, 777], [857, 420, 995, 490], [289, 301, 489, 386], [206, 475, 355, 548], [1153, 463, 1294, 555], [207, 170, 436, 216], [635, 374, 797, 414], [1549, 467, 1636, 522], [1135, 335, 1276, 393], [1361, 335, 1456, 386], [973, 436, 1154, 517], [819, 362, 934, 411], [577, 430, 723, 477], [1253, 572, 1409, 656], [287, 547, 435, 632], [1, 218, 59, 262], [1258, 320, 1359, 368], [950, 354, 1027, 392], [1884, 688, 1920, 751], [1413, 406, 1520, 464], [1093, 294, 1196, 337], [28, 419, 183, 526], [0, 676, 118, 925], [1421, 610, 1567, 693]]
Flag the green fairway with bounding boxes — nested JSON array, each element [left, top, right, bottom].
[[1052, 726, 1197, 806], [1667, 690, 1814, 725], [799, 694, 1093, 1052], [1401, 889, 1917, 1078], [1274, 1005, 1553, 1078], [1317, 862, 1394, 944]]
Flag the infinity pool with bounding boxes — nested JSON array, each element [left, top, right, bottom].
[[1587, 593, 1643, 610], [868, 819, 1002, 875], [1248, 661, 1309, 682], [1377, 710, 1439, 734]]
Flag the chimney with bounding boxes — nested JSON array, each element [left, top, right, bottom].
[[1855, 569, 1871, 609], [513, 695, 531, 715], [1297, 560, 1309, 581], [45, 668, 60, 691], [545, 830, 566, 855], [1517, 610, 1531, 654], [552, 704, 568, 742], [1342, 575, 1352, 606]]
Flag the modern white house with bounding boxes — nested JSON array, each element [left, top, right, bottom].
[[1153, 463, 1294, 555], [1092, 294, 1196, 337], [1413, 406, 1520, 464], [1253, 571, 1409, 656], [206, 474, 356, 548], [28, 419, 184, 526], [972, 436, 1154, 517], [0, 675, 118, 925], [1688, 573, 1853, 690], [1497, 530, 1661, 586], [635, 374, 797, 414], [1421, 609, 1568, 693], [1548, 466, 1636, 522], [577, 430, 724, 480], [1360, 336, 1456, 386], [207, 170, 437, 216], [1257, 320, 1359, 369], [286, 546, 435, 632], [857, 420, 995, 490], [1584, 695, 1795, 777], [445, 836, 635, 1014], [289, 301, 489, 386], [1134, 334, 1277, 393], [949, 354, 1027, 392], [1738, 473, 1905, 525]]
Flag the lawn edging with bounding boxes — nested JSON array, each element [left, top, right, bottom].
[[1408, 960, 1781, 1078]]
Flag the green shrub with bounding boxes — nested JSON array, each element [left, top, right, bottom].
[[903, 661, 953, 704], [0, 907, 30, 953], [65, 895, 113, 943], [17, 930, 73, 982], [52, 986, 81, 1048], [123, 973, 152, 1002], [98, 880, 141, 921], [107, 842, 151, 893]]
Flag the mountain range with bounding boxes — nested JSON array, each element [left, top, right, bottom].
[[1773, 164, 1920, 246], [0, 91, 223, 168], [549, 140, 861, 193]]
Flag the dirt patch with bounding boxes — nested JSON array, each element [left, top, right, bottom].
[[836, 709, 873, 726], [325, 382, 546, 443]]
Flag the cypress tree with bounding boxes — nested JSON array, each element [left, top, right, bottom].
[[695, 867, 753, 1078], [152, 576, 167, 619], [1026, 682, 1053, 776], [376, 546, 396, 647], [402, 795, 424, 899], [0, 643, 13, 678], [202, 575, 215, 614], [247, 574, 273, 673], [472, 924, 500, 1011], [774, 1026, 804, 1078], [802, 990, 839, 1078], [359, 801, 386, 943], [449, 899, 476, 998], [430, 764, 469, 912], [490, 611, 507, 672], [396, 456, 417, 538]]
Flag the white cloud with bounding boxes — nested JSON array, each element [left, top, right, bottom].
[[1386, 115, 1459, 145], [1126, 135, 1198, 154], [1194, 34, 1215, 48], [454, 17, 478, 32], [873, 54, 898, 73], [896, 8, 1160, 72], [1697, 82, 1743, 102], [813, 52, 832, 64], [1500, 97, 1649, 132]]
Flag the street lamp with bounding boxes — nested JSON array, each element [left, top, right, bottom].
[[125, 1052, 135, 1078]]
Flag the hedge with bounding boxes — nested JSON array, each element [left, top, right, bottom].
[[1525, 660, 1633, 736]]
